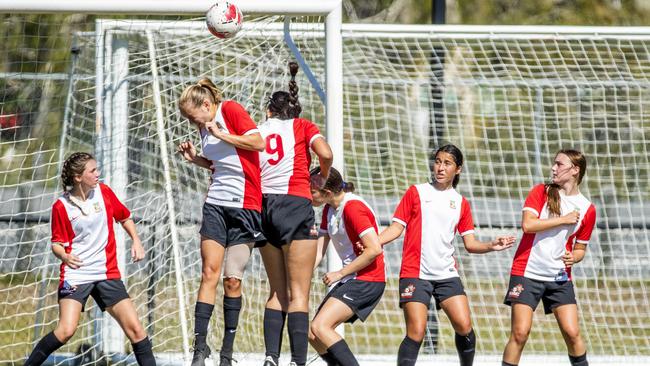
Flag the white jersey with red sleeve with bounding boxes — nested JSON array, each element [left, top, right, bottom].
[[319, 193, 385, 283], [50, 183, 131, 287], [511, 183, 596, 281], [258, 117, 323, 200], [393, 183, 475, 281], [201, 100, 262, 211]]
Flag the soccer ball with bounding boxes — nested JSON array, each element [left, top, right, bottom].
[[206, 1, 243, 39]]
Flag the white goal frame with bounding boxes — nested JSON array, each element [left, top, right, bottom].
[[0, 0, 343, 361]]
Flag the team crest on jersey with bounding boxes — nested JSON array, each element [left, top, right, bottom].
[[93, 202, 101, 213], [449, 200, 456, 209], [508, 283, 524, 299], [401, 283, 416, 299]]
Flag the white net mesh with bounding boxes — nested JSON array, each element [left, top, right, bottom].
[[1, 14, 649, 365]]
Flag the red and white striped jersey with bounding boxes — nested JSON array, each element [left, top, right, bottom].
[[258, 117, 323, 200], [50, 184, 130, 288], [201, 100, 262, 211], [511, 184, 597, 281], [393, 183, 475, 281], [319, 193, 385, 283]]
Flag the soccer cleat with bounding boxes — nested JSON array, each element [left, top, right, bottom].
[[190, 344, 211, 366], [219, 354, 235, 366], [262, 356, 277, 366]]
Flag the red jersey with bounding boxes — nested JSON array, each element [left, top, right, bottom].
[[201, 100, 262, 211], [511, 184, 597, 281], [258, 117, 323, 200], [51, 184, 130, 287], [319, 193, 385, 282], [393, 183, 475, 280]]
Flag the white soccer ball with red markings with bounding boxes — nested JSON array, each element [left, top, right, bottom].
[[206, 1, 243, 39]]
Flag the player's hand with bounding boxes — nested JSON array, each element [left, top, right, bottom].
[[323, 271, 343, 286], [562, 250, 574, 268], [204, 121, 223, 139], [561, 210, 580, 225], [490, 235, 516, 251], [177, 141, 197, 162], [354, 240, 365, 253], [131, 239, 145, 262], [63, 253, 83, 269]]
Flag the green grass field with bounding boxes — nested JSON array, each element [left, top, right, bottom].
[[2, 275, 649, 365]]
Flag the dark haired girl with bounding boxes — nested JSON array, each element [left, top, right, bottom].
[[24, 152, 154, 366], [380, 144, 515, 366], [307, 167, 385, 366], [257, 62, 333, 366]]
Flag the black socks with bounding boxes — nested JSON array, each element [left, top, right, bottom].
[[263, 308, 287, 363], [132, 336, 156, 366], [287, 312, 309, 366], [24, 331, 64, 366], [220, 296, 242, 359], [455, 329, 476, 366], [397, 336, 422, 366]]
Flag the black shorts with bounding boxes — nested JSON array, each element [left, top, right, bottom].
[[399, 277, 466, 310], [200, 203, 265, 247], [317, 279, 385, 323], [58, 279, 130, 312], [261, 194, 316, 248], [503, 275, 577, 314]]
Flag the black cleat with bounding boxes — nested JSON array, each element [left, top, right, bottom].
[[219, 354, 235, 366], [190, 344, 211, 366]]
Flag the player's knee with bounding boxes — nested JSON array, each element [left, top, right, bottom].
[[308, 327, 318, 343], [55, 324, 77, 342], [406, 325, 426, 343], [125, 323, 147, 343], [223, 277, 241, 293], [455, 319, 472, 336], [201, 264, 221, 284], [511, 326, 530, 346], [563, 326, 582, 345], [310, 319, 329, 340]]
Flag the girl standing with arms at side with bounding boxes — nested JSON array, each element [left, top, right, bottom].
[[24, 152, 155, 366], [502, 149, 596, 366], [381, 144, 515, 366], [257, 62, 333, 366], [177, 78, 265, 366]]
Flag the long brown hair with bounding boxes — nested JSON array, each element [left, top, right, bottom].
[[178, 77, 222, 111], [61, 152, 95, 191], [545, 149, 587, 216], [267, 61, 302, 119]]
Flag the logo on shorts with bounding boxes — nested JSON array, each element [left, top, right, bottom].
[[59, 281, 77, 296], [450, 200, 456, 209], [342, 293, 354, 301], [508, 283, 524, 299], [401, 283, 416, 299]]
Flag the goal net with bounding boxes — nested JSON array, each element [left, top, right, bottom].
[[0, 8, 649, 366]]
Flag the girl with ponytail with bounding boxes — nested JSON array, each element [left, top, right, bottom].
[[379, 144, 515, 366], [177, 77, 265, 366], [307, 167, 385, 366], [25, 152, 155, 366], [502, 149, 596, 366], [257, 62, 333, 366]]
